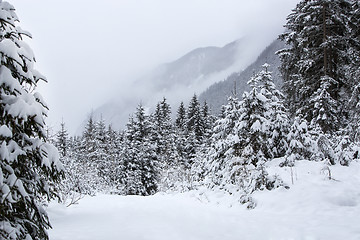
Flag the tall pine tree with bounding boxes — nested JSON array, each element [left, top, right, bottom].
[[0, 2, 63, 239], [278, 0, 354, 133]]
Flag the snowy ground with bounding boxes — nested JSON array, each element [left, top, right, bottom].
[[47, 160, 360, 240]]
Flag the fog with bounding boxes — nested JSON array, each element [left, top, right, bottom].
[[10, 0, 299, 134]]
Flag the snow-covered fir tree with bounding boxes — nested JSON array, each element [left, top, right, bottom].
[[152, 98, 181, 190], [203, 96, 243, 189], [105, 124, 123, 191], [72, 115, 104, 193], [197, 67, 286, 207], [80, 114, 97, 162], [278, 0, 355, 133], [347, 2, 360, 143], [187, 94, 206, 142], [182, 94, 206, 169], [229, 69, 286, 206], [0, 2, 63, 239], [201, 101, 214, 141], [174, 101, 188, 167], [152, 98, 176, 164], [56, 119, 69, 158], [283, 116, 316, 166], [309, 76, 339, 133], [94, 117, 111, 187], [121, 104, 159, 196], [255, 64, 289, 158]]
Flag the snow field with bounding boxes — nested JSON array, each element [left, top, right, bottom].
[[47, 160, 360, 240]]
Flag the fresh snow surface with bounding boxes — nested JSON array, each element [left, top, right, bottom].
[[47, 160, 360, 240]]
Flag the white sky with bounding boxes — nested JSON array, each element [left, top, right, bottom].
[[10, 0, 299, 134]]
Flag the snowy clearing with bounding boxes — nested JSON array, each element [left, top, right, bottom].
[[47, 160, 360, 240]]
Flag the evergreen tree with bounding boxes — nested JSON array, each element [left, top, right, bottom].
[[309, 76, 339, 133], [75, 115, 102, 192], [0, 2, 63, 239], [278, 0, 354, 133], [201, 101, 214, 141], [174, 101, 188, 166], [202, 68, 286, 206], [257, 64, 290, 158], [121, 104, 159, 196], [120, 116, 144, 195], [175, 101, 186, 131], [80, 114, 97, 161], [56, 120, 69, 157], [153, 98, 174, 158], [348, 1, 360, 84], [349, 84, 360, 142], [105, 124, 122, 190], [348, 2, 360, 144], [283, 117, 316, 166], [94, 117, 110, 188], [187, 94, 205, 141], [204, 96, 243, 188], [229, 71, 284, 205], [152, 98, 180, 190], [181, 94, 206, 169], [236, 71, 273, 164]]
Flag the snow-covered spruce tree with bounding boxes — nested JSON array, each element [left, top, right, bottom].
[[283, 116, 317, 166], [349, 83, 360, 144], [152, 98, 180, 191], [201, 101, 214, 142], [309, 76, 340, 134], [105, 124, 123, 191], [334, 135, 357, 166], [80, 114, 97, 161], [94, 117, 111, 189], [175, 101, 187, 166], [182, 94, 206, 169], [55, 119, 69, 158], [347, 2, 360, 145], [189, 101, 216, 188], [256, 64, 289, 158], [348, 1, 360, 84], [121, 104, 159, 196], [0, 2, 63, 239], [120, 116, 144, 195], [202, 96, 243, 189], [74, 115, 102, 193], [175, 101, 186, 131], [201, 68, 286, 207], [152, 98, 176, 164], [187, 94, 206, 142], [229, 72, 285, 207], [278, 0, 354, 133]]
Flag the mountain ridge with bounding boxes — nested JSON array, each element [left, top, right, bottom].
[[80, 37, 278, 134], [199, 39, 285, 115]]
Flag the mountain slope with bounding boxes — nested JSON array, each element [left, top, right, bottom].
[[145, 40, 239, 90], [86, 37, 267, 133], [199, 39, 285, 115]]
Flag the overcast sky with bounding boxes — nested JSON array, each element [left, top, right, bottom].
[[10, 0, 299, 134]]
